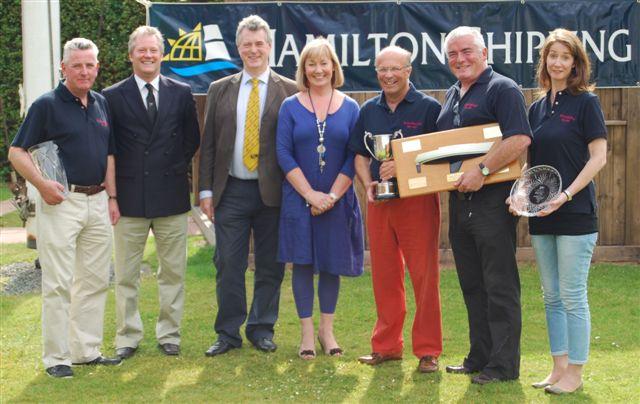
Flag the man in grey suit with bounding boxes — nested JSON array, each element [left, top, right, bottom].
[[103, 26, 200, 359], [198, 15, 297, 356]]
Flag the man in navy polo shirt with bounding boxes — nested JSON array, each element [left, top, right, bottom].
[[349, 46, 443, 373], [9, 38, 121, 378], [437, 27, 532, 384]]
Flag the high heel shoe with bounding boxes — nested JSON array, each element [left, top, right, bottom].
[[318, 336, 343, 356], [298, 348, 316, 360], [298, 350, 316, 360]]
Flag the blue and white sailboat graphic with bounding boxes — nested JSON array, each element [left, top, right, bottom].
[[164, 23, 239, 77]]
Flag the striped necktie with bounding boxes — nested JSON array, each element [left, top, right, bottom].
[[243, 78, 260, 171]]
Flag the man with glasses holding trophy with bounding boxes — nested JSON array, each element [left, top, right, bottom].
[[8, 38, 121, 378], [349, 46, 443, 373]]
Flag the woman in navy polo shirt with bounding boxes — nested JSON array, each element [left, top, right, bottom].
[[524, 29, 607, 394]]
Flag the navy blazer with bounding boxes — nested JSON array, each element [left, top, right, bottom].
[[103, 75, 200, 218]]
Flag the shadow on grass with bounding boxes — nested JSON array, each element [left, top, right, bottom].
[[14, 356, 174, 402], [456, 379, 525, 403], [161, 348, 359, 401], [406, 367, 442, 400]]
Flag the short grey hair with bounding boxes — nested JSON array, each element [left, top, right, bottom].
[[376, 45, 411, 66], [128, 26, 164, 54], [62, 38, 99, 63], [236, 15, 272, 46], [444, 26, 486, 54]]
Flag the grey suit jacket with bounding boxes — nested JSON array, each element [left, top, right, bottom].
[[198, 70, 297, 207]]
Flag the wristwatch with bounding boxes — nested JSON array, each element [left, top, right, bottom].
[[479, 163, 490, 177]]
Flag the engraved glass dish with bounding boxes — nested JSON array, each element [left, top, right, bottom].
[[509, 165, 561, 217], [28, 140, 69, 195]]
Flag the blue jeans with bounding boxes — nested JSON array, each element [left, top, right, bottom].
[[531, 233, 597, 365]]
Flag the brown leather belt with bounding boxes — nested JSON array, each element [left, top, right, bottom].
[[70, 184, 105, 196]]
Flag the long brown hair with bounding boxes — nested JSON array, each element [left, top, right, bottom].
[[535, 28, 594, 97]]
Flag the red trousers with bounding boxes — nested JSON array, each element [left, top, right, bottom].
[[367, 194, 442, 358]]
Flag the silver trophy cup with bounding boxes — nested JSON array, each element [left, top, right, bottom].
[[28, 140, 69, 196], [363, 130, 403, 200]]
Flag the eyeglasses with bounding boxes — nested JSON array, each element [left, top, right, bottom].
[[375, 66, 409, 74], [453, 100, 460, 127]]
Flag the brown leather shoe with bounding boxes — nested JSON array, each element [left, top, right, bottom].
[[358, 352, 402, 366], [418, 355, 438, 373]]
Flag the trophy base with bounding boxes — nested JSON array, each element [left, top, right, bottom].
[[375, 180, 399, 200], [375, 193, 398, 200]]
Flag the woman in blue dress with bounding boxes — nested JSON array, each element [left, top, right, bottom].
[[276, 38, 364, 359], [509, 29, 607, 394]]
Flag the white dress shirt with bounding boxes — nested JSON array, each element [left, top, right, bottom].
[[134, 74, 160, 109], [200, 68, 270, 200]]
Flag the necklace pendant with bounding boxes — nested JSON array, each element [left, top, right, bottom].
[[317, 144, 326, 154]]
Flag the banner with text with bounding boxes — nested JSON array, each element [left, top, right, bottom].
[[149, 1, 638, 93]]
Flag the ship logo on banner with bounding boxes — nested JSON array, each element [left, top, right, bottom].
[[163, 23, 239, 77]]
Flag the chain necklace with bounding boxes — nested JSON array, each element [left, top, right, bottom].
[[308, 89, 334, 173]]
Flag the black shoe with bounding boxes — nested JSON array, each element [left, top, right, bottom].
[[205, 340, 237, 357], [72, 356, 122, 366], [252, 337, 277, 353], [46, 365, 74, 378], [158, 343, 180, 356], [446, 364, 478, 374], [472, 373, 506, 385], [116, 346, 137, 359]]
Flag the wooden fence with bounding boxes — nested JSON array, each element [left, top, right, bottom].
[[193, 87, 640, 262]]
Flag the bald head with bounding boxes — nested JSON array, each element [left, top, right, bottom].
[[376, 45, 411, 67], [374, 46, 412, 101]]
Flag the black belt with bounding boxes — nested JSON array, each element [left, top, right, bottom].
[[70, 184, 105, 196], [454, 191, 474, 201]]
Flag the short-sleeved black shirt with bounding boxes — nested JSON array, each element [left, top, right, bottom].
[[436, 66, 532, 139], [12, 82, 115, 186], [349, 83, 441, 180], [436, 66, 532, 195], [528, 90, 607, 235]]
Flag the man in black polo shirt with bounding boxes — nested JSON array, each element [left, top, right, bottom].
[[436, 27, 532, 384], [349, 46, 443, 373], [9, 38, 121, 378]]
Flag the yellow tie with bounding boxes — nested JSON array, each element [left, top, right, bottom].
[[243, 78, 260, 171]]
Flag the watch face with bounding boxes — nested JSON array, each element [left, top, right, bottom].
[[479, 164, 490, 176]]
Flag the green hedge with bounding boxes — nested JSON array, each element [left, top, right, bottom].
[[1, 0, 213, 181], [0, 0, 26, 181]]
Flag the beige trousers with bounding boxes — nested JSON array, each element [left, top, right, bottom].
[[37, 191, 112, 368], [113, 213, 188, 348]]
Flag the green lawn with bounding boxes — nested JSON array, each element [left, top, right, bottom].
[[0, 182, 23, 227], [1, 238, 638, 402], [0, 210, 23, 228], [0, 182, 12, 202]]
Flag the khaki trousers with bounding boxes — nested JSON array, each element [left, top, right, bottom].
[[37, 191, 112, 368], [113, 213, 188, 348]]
